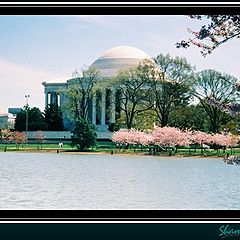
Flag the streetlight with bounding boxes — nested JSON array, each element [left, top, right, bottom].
[[25, 95, 30, 144]]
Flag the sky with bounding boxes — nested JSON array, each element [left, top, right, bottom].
[[0, 15, 239, 113]]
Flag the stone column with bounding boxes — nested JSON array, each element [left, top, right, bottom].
[[50, 92, 54, 104], [55, 93, 58, 105], [60, 94, 64, 108], [45, 92, 49, 108], [101, 90, 106, 125], [57, 94, 61, 107], [110, 89, 116, 123], [92, 94, 96, 125], [50, 92, 57, 105]]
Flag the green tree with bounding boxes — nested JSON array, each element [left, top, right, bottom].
[[71, 118, 97, 151], [151, 54, 195, 127], [131, 109, 157, 130], [169, 104, 210, 132], [15, 107, 46, 131], [63, 66, 99, 122], [44, 104, 64, 131], [194, 69, 237, 133], [111, 59, 155, 129]]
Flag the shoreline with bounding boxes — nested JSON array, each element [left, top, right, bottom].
[[0, 148, 226, 159]]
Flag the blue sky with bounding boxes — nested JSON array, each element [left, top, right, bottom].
[[0, 15, 239, 112]]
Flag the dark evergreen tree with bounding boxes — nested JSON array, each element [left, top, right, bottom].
[[14, 109, 26, 131], [71, 118, 97, 151], [44, 104, 64, 131], [14, 107, 46, 131]]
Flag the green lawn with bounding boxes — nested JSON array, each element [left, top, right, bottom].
[[0, 141, 240, 157], [0, 141, 115, 152]]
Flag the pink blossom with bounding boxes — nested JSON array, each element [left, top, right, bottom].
[[35, 131, 45, 143], [0, 129, 14, 143], [112, 127, 238, 149], [211, 133, 238, 147], [14, 132, 27, 144], [112, 129, 153, 146], [190, 131, 211, 145], [152, 126, 191, 147]]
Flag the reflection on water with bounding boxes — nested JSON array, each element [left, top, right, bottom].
[[0, 152, 239, 209]]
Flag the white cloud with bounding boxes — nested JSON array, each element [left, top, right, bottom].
[[0, 59, 56, 112]]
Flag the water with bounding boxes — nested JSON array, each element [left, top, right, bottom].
[[0, 152, 239, 210]]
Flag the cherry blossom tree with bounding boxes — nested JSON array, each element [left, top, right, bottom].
[[152, 126, 191, 148], [190, 131, 211, 153], [14, 132, 27, 149], [112, 127, 238, 156], [35, 130, 46, 149], [112, 129, 153, 151], [0, 129, 14, 151], [190, 131, 211, 145], [209, 133, 238, 153], [225, 134, 238, 154], [176, 15, 240, 56]]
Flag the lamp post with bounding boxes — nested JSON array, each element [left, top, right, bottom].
[[25, 95, 30, 144]]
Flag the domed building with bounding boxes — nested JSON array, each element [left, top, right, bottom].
[[91, 46, 151, 78], [42, 46, 152, 133]]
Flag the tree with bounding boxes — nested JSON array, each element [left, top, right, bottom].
[[44, 104, 64, 131], [14, 132, 27, 149], [0, 129, 14, 151], [169, 104, 210, 132], [71, 118, 97, 151], [130, 109, 156, 130], [35, 131, 46, 149], [14, 107, 46, 131], [194, 69, 238, 133], [112, 127, 238, 155], [63, 66, 99, 122], [111, 59, 156, 129], [151, 54, 195, 127], [152, 126, 191, 149], [176, 15, 240, 56], [112, 129, 153, 150]]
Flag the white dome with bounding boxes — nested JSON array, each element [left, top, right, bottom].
[[98, 46, 151, 60], [91, 46, 152, 78]]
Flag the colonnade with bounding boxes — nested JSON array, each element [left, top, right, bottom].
[[45, 89, 116, 127], [92, 89, 116, 126], [45, 92, 62, 108]]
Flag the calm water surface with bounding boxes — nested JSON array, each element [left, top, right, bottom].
[[0, 152, 239, 209]]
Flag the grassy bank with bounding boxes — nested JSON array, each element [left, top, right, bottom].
[[0, 141, 240, 158]]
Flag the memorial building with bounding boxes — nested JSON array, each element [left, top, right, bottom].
[[42, 46, 152, 132]]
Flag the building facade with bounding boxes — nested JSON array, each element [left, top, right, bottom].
[[0, 108, 21, 129], [42, 46, 152, 132], [0, 113, 15, 129]]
